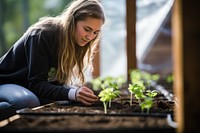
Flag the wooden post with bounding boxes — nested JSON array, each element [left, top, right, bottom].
[[126, 0, 137, 81], [172, 0, 200, 132], [172, 0, 184, 132]]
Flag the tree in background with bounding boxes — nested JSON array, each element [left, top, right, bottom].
[[0, 0, 70, 56]]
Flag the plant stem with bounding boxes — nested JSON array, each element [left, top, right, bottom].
[[103, 102, 107, 114], [130, 92, 132, 106], [147, 108, 150, 114]]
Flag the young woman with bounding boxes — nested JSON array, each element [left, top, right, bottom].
[[0, 0, 106, 110]]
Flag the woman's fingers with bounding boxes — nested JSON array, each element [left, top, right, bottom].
[[76, 86, 98, 105], [78, 91, 98, 102], [83, 86, 94, 93], [77, 98, 93, 105]]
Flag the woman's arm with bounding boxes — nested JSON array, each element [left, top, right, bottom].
[[24, 31, 71, 101]]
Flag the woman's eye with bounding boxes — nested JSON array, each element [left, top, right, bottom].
[[84, 28, 90, 32], [94, 31, 99, 35]]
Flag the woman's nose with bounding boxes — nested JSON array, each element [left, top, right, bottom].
[[86, 32, 94, 40]]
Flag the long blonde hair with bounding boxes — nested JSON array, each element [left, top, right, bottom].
[[27, 0, 105, 85]]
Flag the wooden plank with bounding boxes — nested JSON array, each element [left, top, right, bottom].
[[172, 0, 184, 132], [172, 0, 200, 132], [126, 0, 137, 81]]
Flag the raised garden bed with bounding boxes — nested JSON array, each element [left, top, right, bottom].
[[0, 72, 177, 132], [0, 91, 176, 132]]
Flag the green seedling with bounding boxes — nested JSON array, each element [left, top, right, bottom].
[[128, 69, 161, 114], [140, 90, 159, 114], [140, 97, 153, 114], [129, 69, 160, 88], [128, 82, 145, 105], [166, 74, 174, 83], [90, 77, 103, 91], [146, 90, 159, 98], [115, 75, 126, 88], [90, 75, 126, 91], [128, 75, 159, 114], [98, 82, 121, 114]]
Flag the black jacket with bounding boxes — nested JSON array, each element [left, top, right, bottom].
[[0, 29, 72, 101]]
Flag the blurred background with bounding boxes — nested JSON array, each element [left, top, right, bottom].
[[0, 0, 71, 56], [0, 0, 174, 80]]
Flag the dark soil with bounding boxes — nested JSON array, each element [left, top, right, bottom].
[[16, 96, 174, 115], [1, 115, 174, 133]]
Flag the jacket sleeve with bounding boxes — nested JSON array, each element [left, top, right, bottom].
[[24, 31, 73, 101]]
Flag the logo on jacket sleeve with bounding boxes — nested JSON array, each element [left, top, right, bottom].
[[48, 67, 56, 81]]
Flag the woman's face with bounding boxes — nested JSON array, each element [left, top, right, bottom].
[[75, 17, 103, 46]]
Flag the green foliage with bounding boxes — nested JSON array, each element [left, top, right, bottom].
[[2, 0, 25, 49], [90, 77, 102, 91], [140, 97, 153, 114], [128, 83, 145, 105], [128, 69, 160, 114], [129, 69, 160, 87], [95, 77, 124, 114], [128, 82, 159, 114], [0, 0, 71, 56], [166, 74, 174, 83], [146, 90, 159, 98], [98, 82, 121, 114], [141, 90, 159, 114], [91, 75, 126, 91]]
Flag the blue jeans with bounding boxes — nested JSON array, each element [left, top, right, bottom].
[[0, 84, 40, 110]]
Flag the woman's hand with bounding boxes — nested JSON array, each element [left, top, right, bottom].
[[75, 86, 98, 105]]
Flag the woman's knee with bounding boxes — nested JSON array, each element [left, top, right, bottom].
[[0, 84, 40, 110]]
